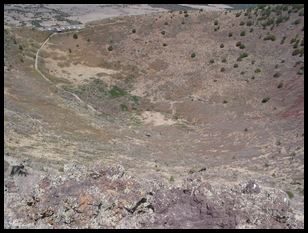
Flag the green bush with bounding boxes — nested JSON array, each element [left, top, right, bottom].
[[240, 31, 246, 36], [191, 53, 196, 58], [239, 44, 245, 49], [237, 52, 248, 61], [255, 68, 261, 73], [109, 85, 126, 97], [292, 48, 304, 56], [73, 33, 78, 39], [184, 13, 189, 17], [286, 191, 294, 199], [19, 45, 23, 50]]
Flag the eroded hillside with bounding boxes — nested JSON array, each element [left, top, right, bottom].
[[4, 4, 304, 229]]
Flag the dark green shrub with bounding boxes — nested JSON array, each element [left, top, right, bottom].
[[255, 68, 261, 73], [239, 44, 245, 49], [191, 53, 196, 58], [237, 52, 248, 61], [240, 31, 246, 36], [109, 85, 126, 97], [286, 191, 294, 199], [120, 104, 128, 111]]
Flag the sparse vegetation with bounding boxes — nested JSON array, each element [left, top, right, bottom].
[[68, 48, 71, 53], [237, 52, 248, 61], [120, 104, 128, 111]]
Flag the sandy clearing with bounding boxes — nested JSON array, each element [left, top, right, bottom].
[[139, 111, 176, 126]]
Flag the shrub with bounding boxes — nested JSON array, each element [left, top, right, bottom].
[[280, 36, 286, 44], [220, 43, 224, 48], [132, 29, 136, 33], [281, 60, 285, 63], [19, 45, 23, 50], [223, 100, 228, 104], [73, 33, 78, 39], [120, 104, 128, 111], [273, 72, 281, 78], [250, 28, 254, 33], [209, 59, 214, 64], [228, 32, 233, 37], [237, 52, 248, 61], [234, 63, 238, 68], [214, 20, 218, 25], [251, 60, 255, 65], [169, 176, 175, 182], [214, 26, 220, 31], [239, 44, 245, 49], [261, 97, 270, 103], [240, 21, 245, 26], [236, 41, 242, 47], [163, 43, 167, 47], [292, 48, 304, 56], [107, 45, 113, 51], [277, 82, 283, 88], [236, 12, 241, 17], [182, 21, 185, 24], [222, 58, 227, 63], [255, 68, 261, 73], [109, 85, 126, 97], [164, 22, 168, 25], [286, 191, 294, 199], [263, 34, 276, 41], [246, 20, 253, 26], [68, 48, 72, 53], [161, 31, 165, 35], [221, 67, 225, 72], [240, 71, 245, 75], [20, 58, 24, 63], [191, 53, 196, 58], [251, 76, 255, 79], [240, 31, 246, 36], [293, 19, 301, 25], [184, 13, 189, 17]]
